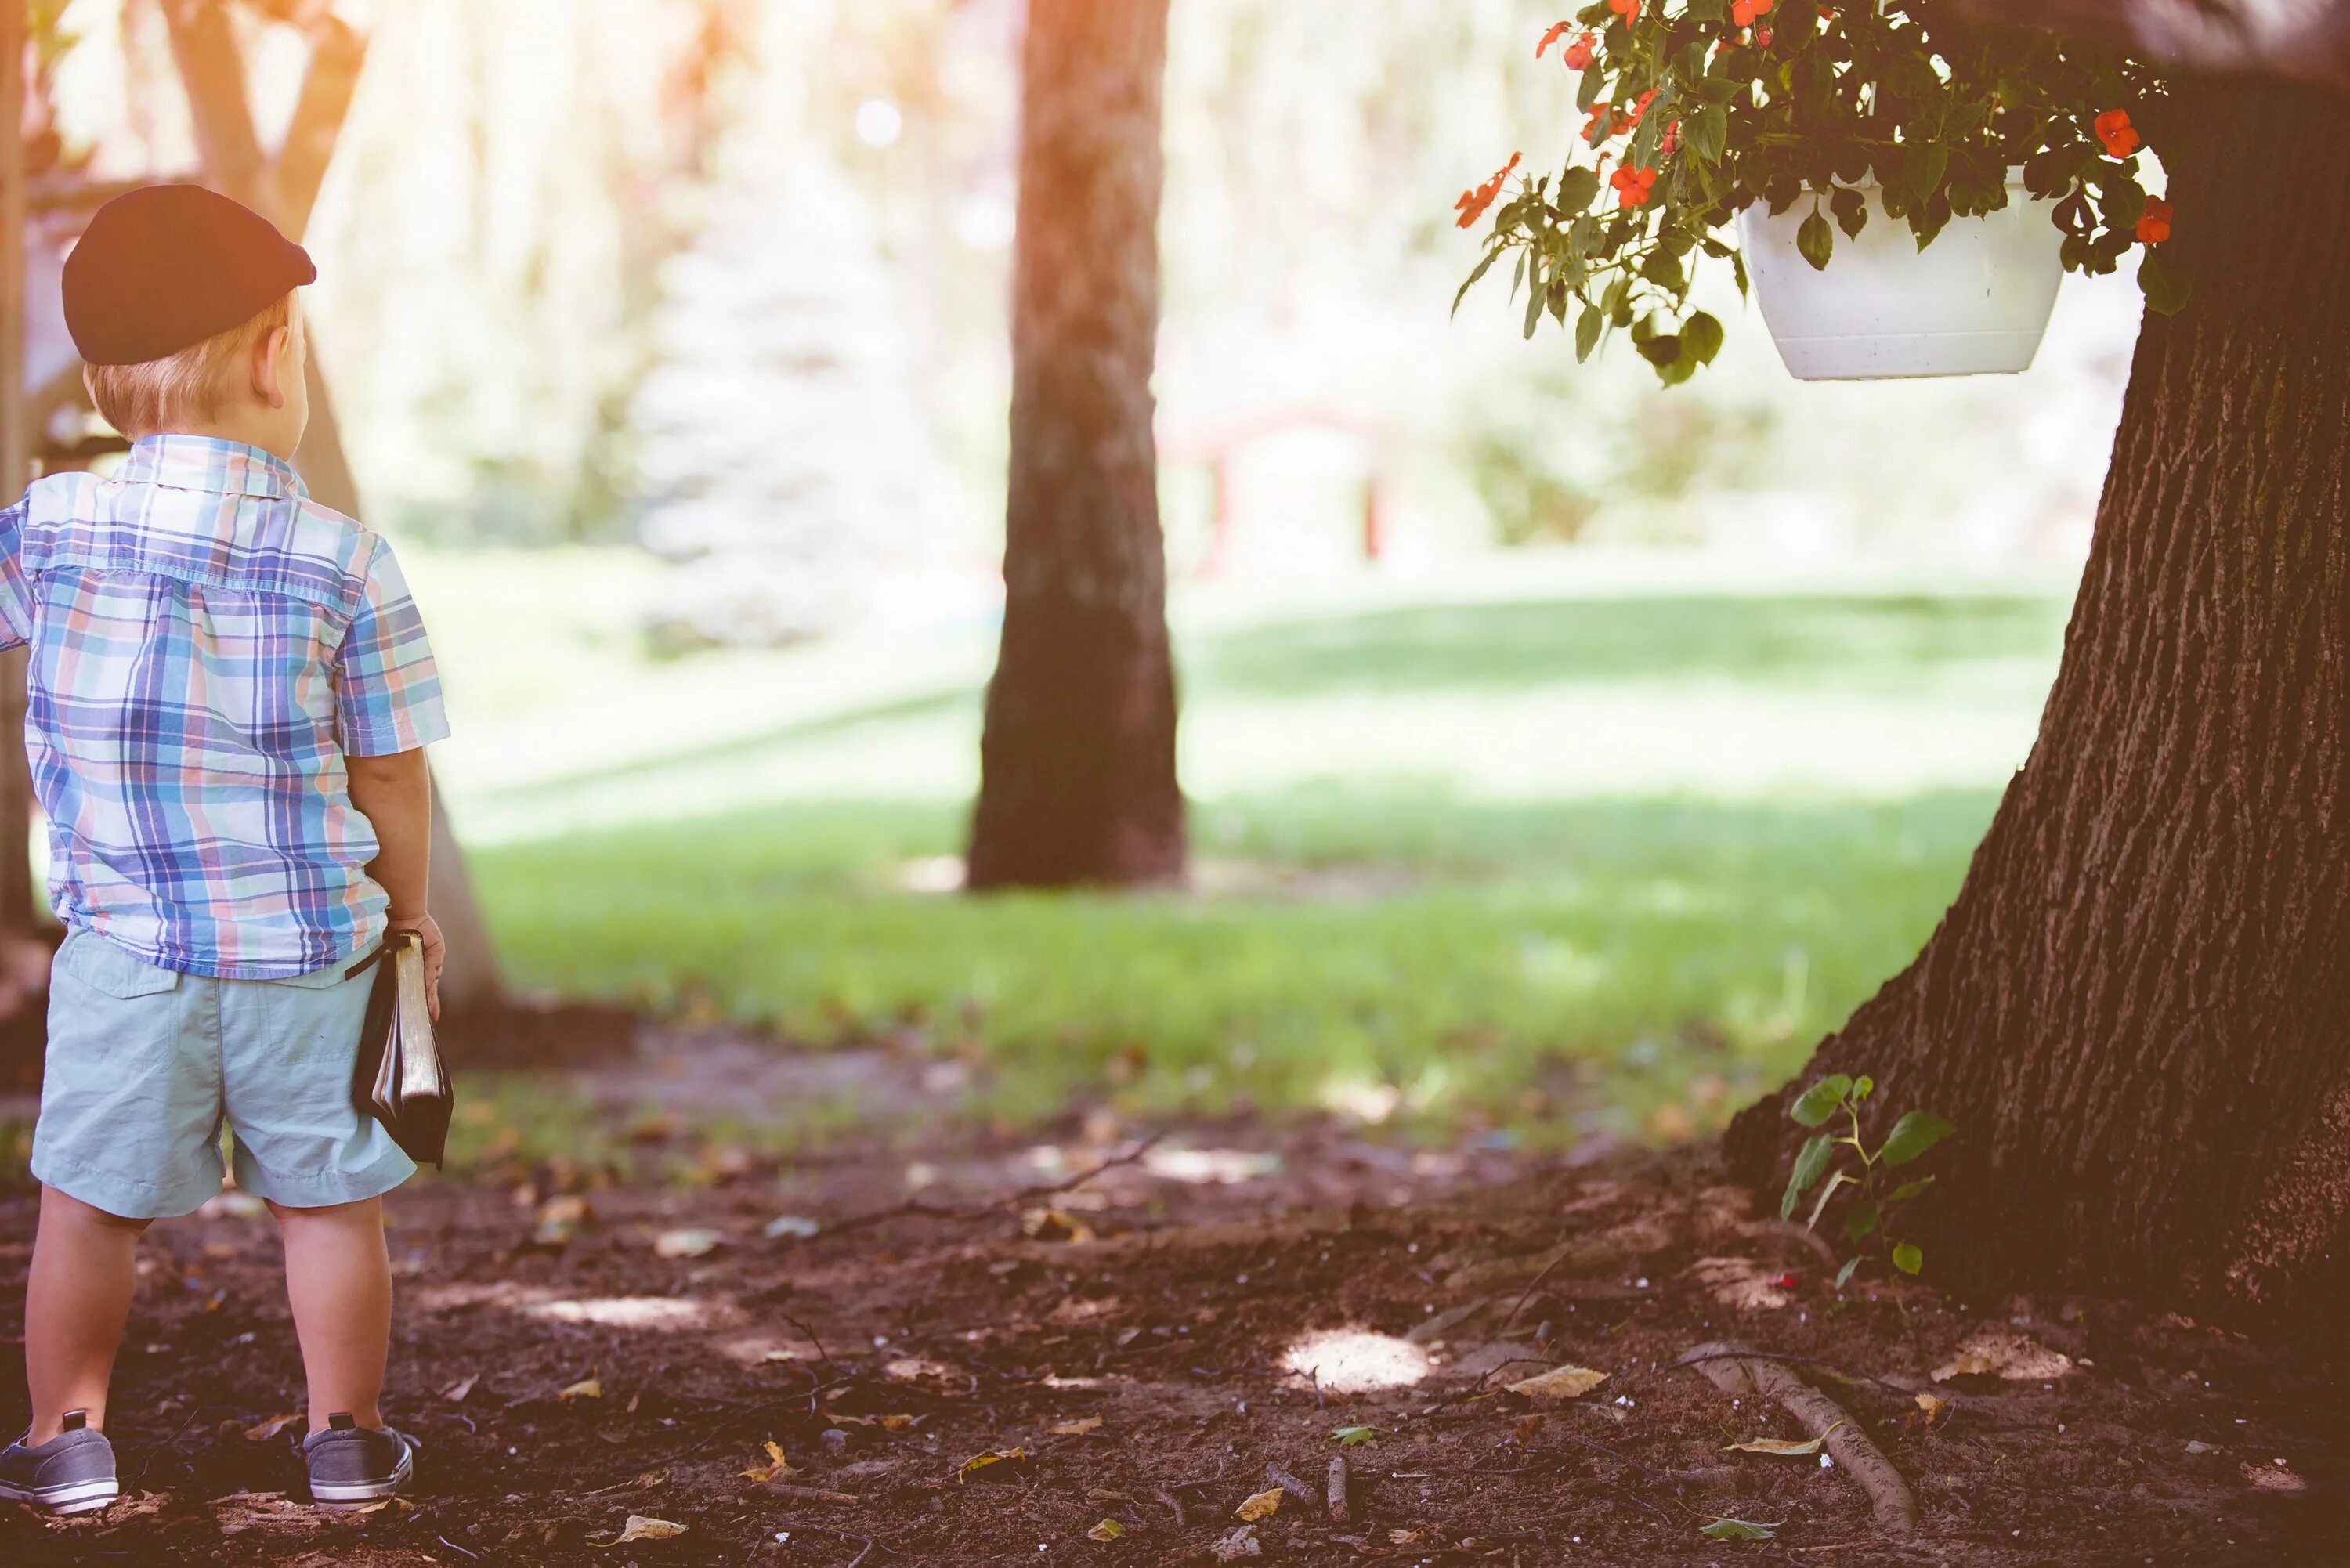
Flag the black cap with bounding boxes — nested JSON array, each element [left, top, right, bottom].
[[63, 185, 316, 367]]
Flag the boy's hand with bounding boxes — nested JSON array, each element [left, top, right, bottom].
[[385, 912, 445, 1022]]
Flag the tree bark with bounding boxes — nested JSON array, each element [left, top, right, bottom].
[[1956, 0, 2350, 86], [965, 0, 1185, 890], [1726, 78, 2350, 1331]]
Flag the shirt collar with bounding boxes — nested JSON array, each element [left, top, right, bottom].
[[118, 435, 307, 503]]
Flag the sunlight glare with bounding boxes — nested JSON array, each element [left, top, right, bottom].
[[1279, 1329, 1431, 1393]]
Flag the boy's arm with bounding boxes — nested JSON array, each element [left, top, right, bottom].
[[345, 747, 443, 1020]]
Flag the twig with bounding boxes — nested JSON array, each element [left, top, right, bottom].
[[781, 1313, 840, 1373], [1671, 1347, 1917, 1397], [1685, 1339, 1919, 1537], [435, 1535, 482, 1561], [1155, 1488, 1188, 1527], [1326, 1457, 1350, 1523], [1265, 1462, 1318, 1505], [1498, 1243, 1573, 1332], [775, 1519, 888, 1566], [792, 1133, 1166, 1239], [768, 1482, 862, 1505]]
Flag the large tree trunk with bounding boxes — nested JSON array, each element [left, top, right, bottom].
[[1726, 78, 2350, 1331], [965, 0, 1185, 890]]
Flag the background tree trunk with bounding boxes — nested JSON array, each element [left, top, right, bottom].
[[966, 0, 1184, 891], [1726, 78, 2350, 1330]]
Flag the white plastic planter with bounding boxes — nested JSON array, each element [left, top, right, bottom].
[[1737, 182, 2063, 380]]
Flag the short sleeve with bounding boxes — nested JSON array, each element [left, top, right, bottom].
[[334, 534, 451, 756], [0, 502, 33, 650]]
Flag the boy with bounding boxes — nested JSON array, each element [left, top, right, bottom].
[[0, 186, 449, 1514]]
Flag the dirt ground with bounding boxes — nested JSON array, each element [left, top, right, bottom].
[[2, 1024, 2345, 1567]]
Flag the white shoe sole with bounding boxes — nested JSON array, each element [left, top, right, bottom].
[[309, 1442, 413, 1505], [0, 1476, 121, 1515]]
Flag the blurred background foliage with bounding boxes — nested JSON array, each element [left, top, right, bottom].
[[20, 0, 2139, 1151]]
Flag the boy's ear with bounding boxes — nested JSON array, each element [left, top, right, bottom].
[[253, 324, 294, 410]]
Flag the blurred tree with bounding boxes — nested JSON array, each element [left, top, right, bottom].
[[1728, 76, 2350, 1330], [630, 150, 935, 649], [967, 0, 1184, 889]]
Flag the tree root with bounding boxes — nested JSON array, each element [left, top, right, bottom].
[[1681, 1339, 1919, 1537]]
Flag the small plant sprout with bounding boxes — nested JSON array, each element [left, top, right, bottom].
[[1779, 1073, 1954, 1288]]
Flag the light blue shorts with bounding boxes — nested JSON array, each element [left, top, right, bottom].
[[30, 927, 417, 1219]]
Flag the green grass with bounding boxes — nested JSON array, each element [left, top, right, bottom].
[[470, 787, 2001, 1142], [445, 569, 2069, 1143]]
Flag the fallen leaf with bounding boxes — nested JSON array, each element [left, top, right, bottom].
[[1235, 1487, 1283, 1522], [243, 1413, 303, 1442], [441, 1375, 479, 1404], [1699, 1518, 1781, 1541], [1088, 1519, 1126, 1541], [1506, 1364, 1610, 1401], [654, 1228, 724, 1259], [2244, 1460, 2306, 1493], [741, 1441, 798, 1483], [1386, 1529, 1426, 1546], [1332, 1425, 1379, 1447], [958, 1447, 1028, 1483], [634, 1468, 671, 1489], [1086, 1488, 1135, 1504], [1913, 1391, 1947, 1422], [876, 1413, 918, 1432], [1209, 1524, 1262, 1562], [1931, 1332, 2071, 1383], [761, 1349, 798, 1364], [1021, 1207, 1094, 1244], [559, 1375, 604, 1401], [1724, 1430, 1833, 1457], [764, 1215, 821, 1240], [608, 1515, 687, 1545], [1052, 1417, 1104, 1436]]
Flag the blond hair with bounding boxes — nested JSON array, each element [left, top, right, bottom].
[[84, 292, 295, 438]]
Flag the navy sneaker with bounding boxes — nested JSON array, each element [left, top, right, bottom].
[[0, 1411, 120, 1516], [300, 1413, 417, 1505]]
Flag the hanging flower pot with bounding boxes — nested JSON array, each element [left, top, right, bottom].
[[1737, 181, 2065, 381], [1454, 9, 2186, 388]]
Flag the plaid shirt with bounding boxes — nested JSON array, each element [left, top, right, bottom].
[[0, 435, 450, 979]]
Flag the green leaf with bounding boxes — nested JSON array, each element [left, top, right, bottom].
[[1885, 1176, 1936, 1206], [1806, 1169, 1853, 1230], [1641, 248, 1686, 290], [1780, 1133, 1834, 1220], [1686, 103, 1728, 166], [1904, 141, 1949, 199], [1843, 1195, 1879, 1244], [1833, 1255, 1860, 1289], [1830, 185, 1867, 240], [1880, 1111, 1957, 1169], [1332, 1425, 1379, 1447], [1892, 1242, 1923, 1276], [1699, 1519, 1779, 1541], [1851, 1075, 1875, 1104], [1682, 309, 1724, 366], [1730, 249, 1750, 299], [1558, 166, 1602, 215], [1788, 1075, 1851, 1128], [2140, 251, 2191, 317], [1451, 246, 1504, 318], [1575, 305, 1604, 363], [1796, 209, 1834, 271]]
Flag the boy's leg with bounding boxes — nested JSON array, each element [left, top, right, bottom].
[[24, 1187, 151, 1443], [268, 1197, 392, 1432]]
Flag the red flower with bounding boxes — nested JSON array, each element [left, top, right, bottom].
[[1537, 21, 1572, 56], [1608, 0, 1640, 22], [1661, 118, 1681, 157], [1564, 31, 1599, 69], [1454, 152, 1523, 229], [1610, 164, 1659, 208], [1585, 99, 1614, 139], [1625, 87, 1661, 128], [1755, 25, 1773, 45], [1732, 0, 1774, 25], [2095, 109, 2141, 159], [2136, 195, 2173, 244]]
